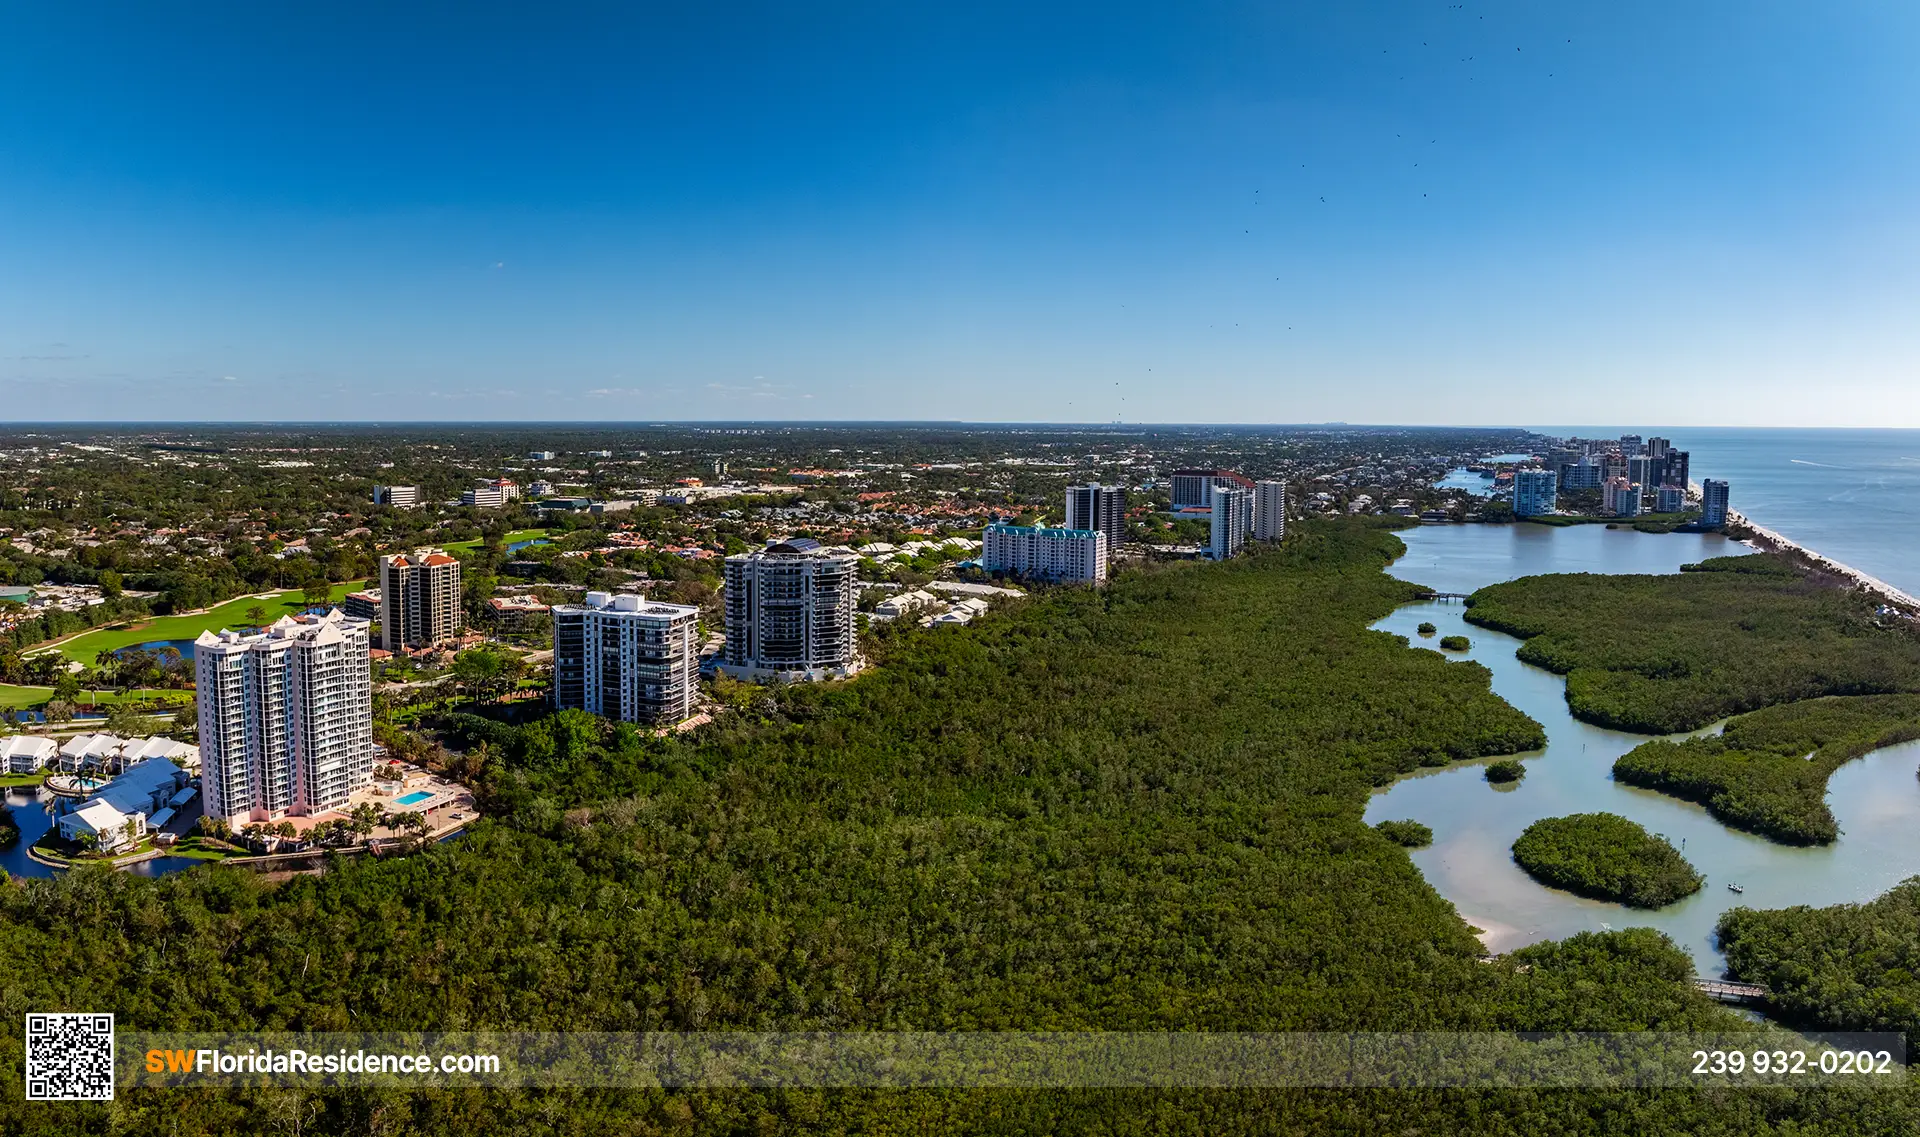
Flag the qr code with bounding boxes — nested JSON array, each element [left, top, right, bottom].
[[25, 1013, 115, 1101]]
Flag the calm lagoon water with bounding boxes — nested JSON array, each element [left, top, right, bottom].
[[1365, 523, 1920, 975], [2, 788, 203, 880], [115, 638, 199, 660], [1432, 468, 1502, 497]]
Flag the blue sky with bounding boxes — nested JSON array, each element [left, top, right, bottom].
[[3, 1, 1917, 424]]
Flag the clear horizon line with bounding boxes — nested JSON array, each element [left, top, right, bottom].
[[0, 420, 1913, 432]]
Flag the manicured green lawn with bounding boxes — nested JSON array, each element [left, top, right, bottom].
[[34, 580, 368, 664], [0, 685, 186, 710], [167, 837, 238, 861], [441, 528, 549, 554]]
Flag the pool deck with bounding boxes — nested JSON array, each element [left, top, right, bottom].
[[234, 763, 477, 848]]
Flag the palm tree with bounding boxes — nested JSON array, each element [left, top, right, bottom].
[[244, 604, 269, 628]]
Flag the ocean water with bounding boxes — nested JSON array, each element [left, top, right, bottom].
[[1535, 427, 1920, 599]]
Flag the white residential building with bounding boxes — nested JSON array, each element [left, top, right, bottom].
[[872, 589, 941, 621], [2, 734, 57, 774], [195, 610, 374, 825], [1209, 484, 1253, 560], [59, 801, 142, 851], [372, 485, 420, 508], [55, 733, 197, 776], [1512, 469, 1558, 518], [551, 592, 700, 725], [722, 539, 862, 682], [54, 754, 193, 852], [1064, 483, 1128, 550], [1254, 480, 1288, 541], [982, 524, 1107, 583], [461, 479, 522, 508]]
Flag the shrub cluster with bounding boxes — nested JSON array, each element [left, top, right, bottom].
[[1464, 564, 1920, 732], [1511, 813, 1704, 908], [1374, 819, 1434, 847], [1615, 694, 1920, 844]]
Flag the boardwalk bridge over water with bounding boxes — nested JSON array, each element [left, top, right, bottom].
[[1693, 979, 1770, 1006], [1412, 591, 1473, 602]]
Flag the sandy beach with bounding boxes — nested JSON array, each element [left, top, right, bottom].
[[1725, 508, 1920, 614], [1458, 912, 1529, 955]]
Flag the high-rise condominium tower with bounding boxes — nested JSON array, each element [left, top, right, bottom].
[[195, 610, 373, 825], [1210, 485, 1253, 560], [1064, 483, 1128, 550], [378, 548, 463, 652], [552, 592, 701, 724], [721, 539, 861, 682], [1512, 469, 1558, 517], [1701, 479, 1731, 527], [1170, 469, 1255, 509], [1254, 480, 1288, 540]]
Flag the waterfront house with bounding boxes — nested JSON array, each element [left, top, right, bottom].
[[57, 800, 143, 852]]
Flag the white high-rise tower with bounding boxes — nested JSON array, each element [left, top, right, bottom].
[[1254, 481, 1288, 541], [195, 610, 373, 825]]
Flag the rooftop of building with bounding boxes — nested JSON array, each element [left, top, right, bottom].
[[80, 752, 192, 817], [729, 537, 860, 560], [195, 607, 369, 650], [985, 523, 1103, 538], [381, 547, 458, 568], [560, 591, 700, 618]]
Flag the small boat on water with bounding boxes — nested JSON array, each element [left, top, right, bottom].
[[1727, 883, 1744, 894]]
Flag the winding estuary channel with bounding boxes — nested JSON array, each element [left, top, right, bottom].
[[1365, 523, 1920, 976]]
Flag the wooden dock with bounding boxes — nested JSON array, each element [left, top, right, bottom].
[[1694, 979, 1770, 1005]]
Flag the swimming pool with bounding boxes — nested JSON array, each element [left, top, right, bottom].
[[393, 791, 435, 806]]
